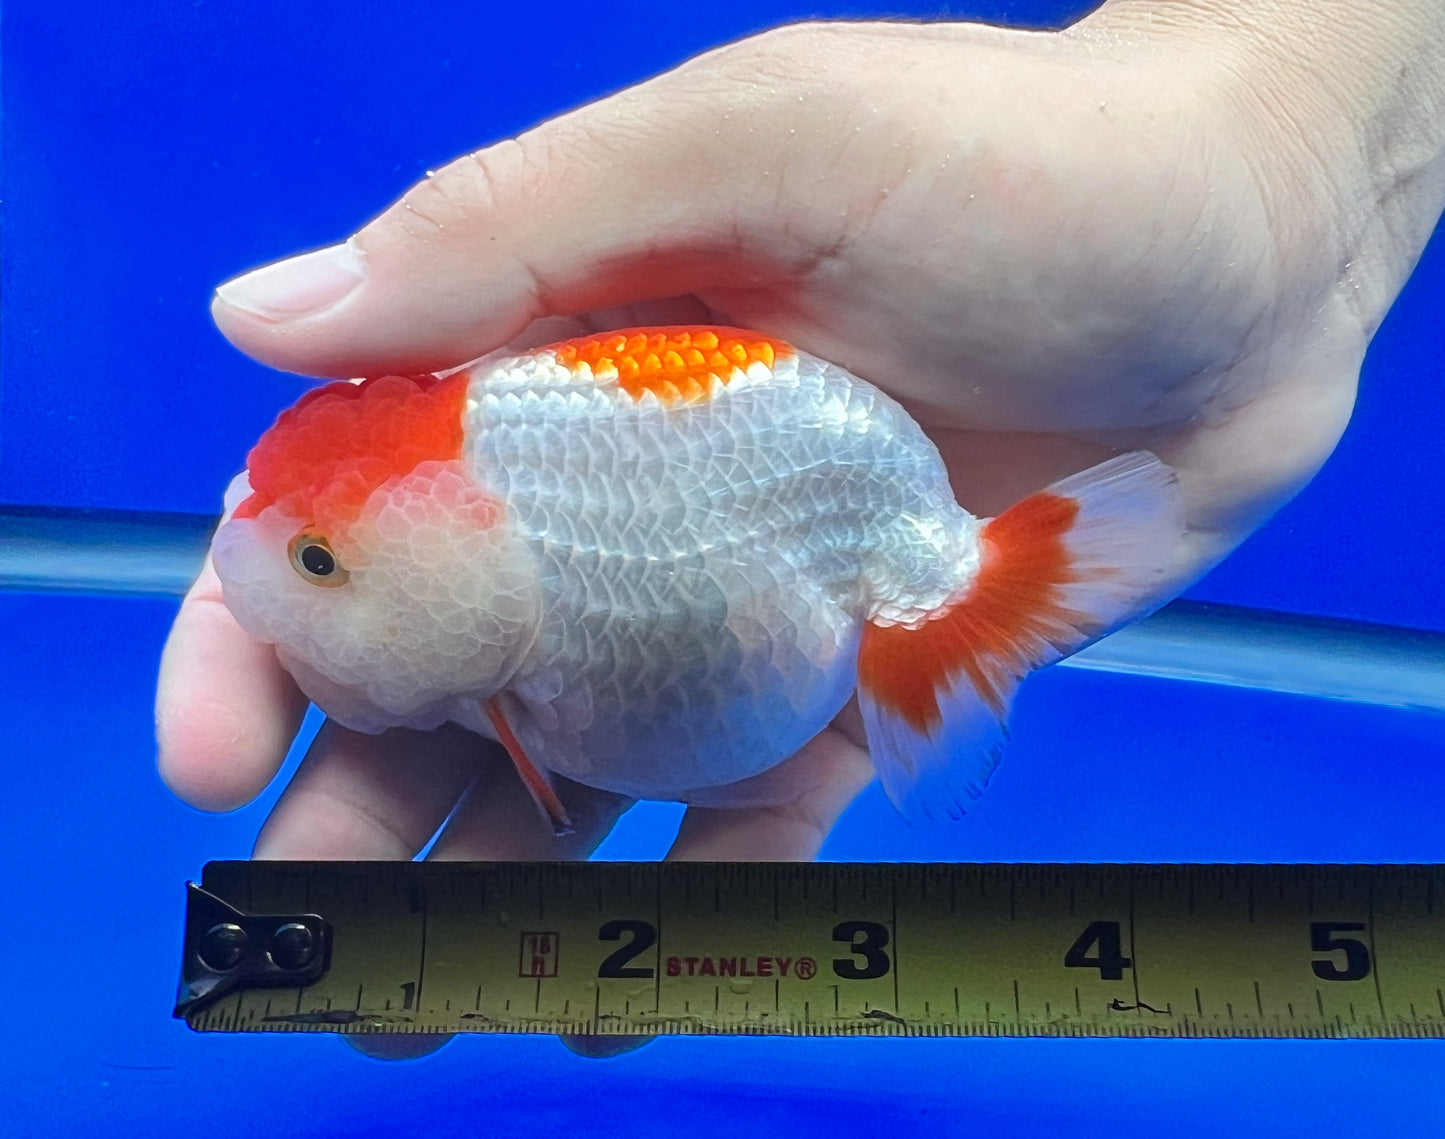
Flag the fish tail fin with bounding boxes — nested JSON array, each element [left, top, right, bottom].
[[856, 451, 1183, 822]]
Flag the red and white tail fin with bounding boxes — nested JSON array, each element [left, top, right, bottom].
[[856, 451, 1183, 822]]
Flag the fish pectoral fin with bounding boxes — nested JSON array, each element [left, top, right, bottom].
[[483, 695, 575, 837]]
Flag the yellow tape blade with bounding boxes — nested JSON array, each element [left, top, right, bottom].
[[179, 862, 1445, 1039]]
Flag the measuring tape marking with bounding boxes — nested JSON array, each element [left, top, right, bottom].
[[178, 862, 1445, 1039]]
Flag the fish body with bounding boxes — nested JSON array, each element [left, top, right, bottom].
[[216, 327, 1183, 822]]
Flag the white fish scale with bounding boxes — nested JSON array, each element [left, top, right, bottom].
[[462, 350, 980, 797]]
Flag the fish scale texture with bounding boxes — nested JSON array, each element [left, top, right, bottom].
[[469, 349, 980, 797]]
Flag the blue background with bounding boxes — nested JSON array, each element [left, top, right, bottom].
[[3, 1, 1443, 1135]]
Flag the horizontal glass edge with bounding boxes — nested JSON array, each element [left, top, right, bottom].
[[3, 505, 1442, 710]]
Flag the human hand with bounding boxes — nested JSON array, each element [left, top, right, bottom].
[[157, 2, 1445, 1055]]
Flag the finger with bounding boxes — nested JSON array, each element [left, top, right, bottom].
[[354, 766, 631, 1062], [559, 1033, 657, 1060], [252, 720, 489, 860], [256, 704, 630, 1064], [668, 705, 875, 861], [500, 297, 719, 354], [155, 554, 308, 811], [926, 427, 1120, 519], [344, 1033, 451, 1062], [205, 32, 841, 378], [420, 745, 634, 1060], [272, 724, 497, 1063], [1150, 360, 1360, 587], [427, 765, 633, 862], [560, 705, 875, 1059]]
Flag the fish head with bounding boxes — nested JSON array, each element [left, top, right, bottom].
[[212, 374, 540, 733]]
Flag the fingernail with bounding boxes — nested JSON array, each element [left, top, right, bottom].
[[215, 240, 366, 320]]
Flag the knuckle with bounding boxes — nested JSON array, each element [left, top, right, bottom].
[[393, 139, 529, 238], [709, 20, 855, 91], [725, 20, 830, 68]]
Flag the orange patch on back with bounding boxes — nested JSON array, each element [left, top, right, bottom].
[[234, 372, 469, 538], [549, 327, 790, 405], [857, 493, 1081, 734]]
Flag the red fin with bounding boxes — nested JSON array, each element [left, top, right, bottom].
[[484, 696, 574, 837], [857, 451, 1182, 821]]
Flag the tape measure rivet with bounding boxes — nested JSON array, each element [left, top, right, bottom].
[[266, 923, 318, 971], [198, 923, 247, 972]]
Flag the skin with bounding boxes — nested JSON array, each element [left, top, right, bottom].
[[156, 0, 1445, 1057]]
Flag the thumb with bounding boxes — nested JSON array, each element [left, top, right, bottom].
[[210, 32, 831, 378]]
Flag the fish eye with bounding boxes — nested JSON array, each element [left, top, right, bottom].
[[288, 532, 349, 587]]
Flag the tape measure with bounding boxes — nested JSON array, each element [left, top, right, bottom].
[[175, 861, 1445, 1039]]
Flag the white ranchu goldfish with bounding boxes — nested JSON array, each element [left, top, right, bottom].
[[214, 327, 1184, 829]]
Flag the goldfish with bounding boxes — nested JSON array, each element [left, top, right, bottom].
[[214, 326, 1183, 829]]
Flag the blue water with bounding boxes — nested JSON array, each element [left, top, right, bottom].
[[4, 1, 1444, 1135]]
